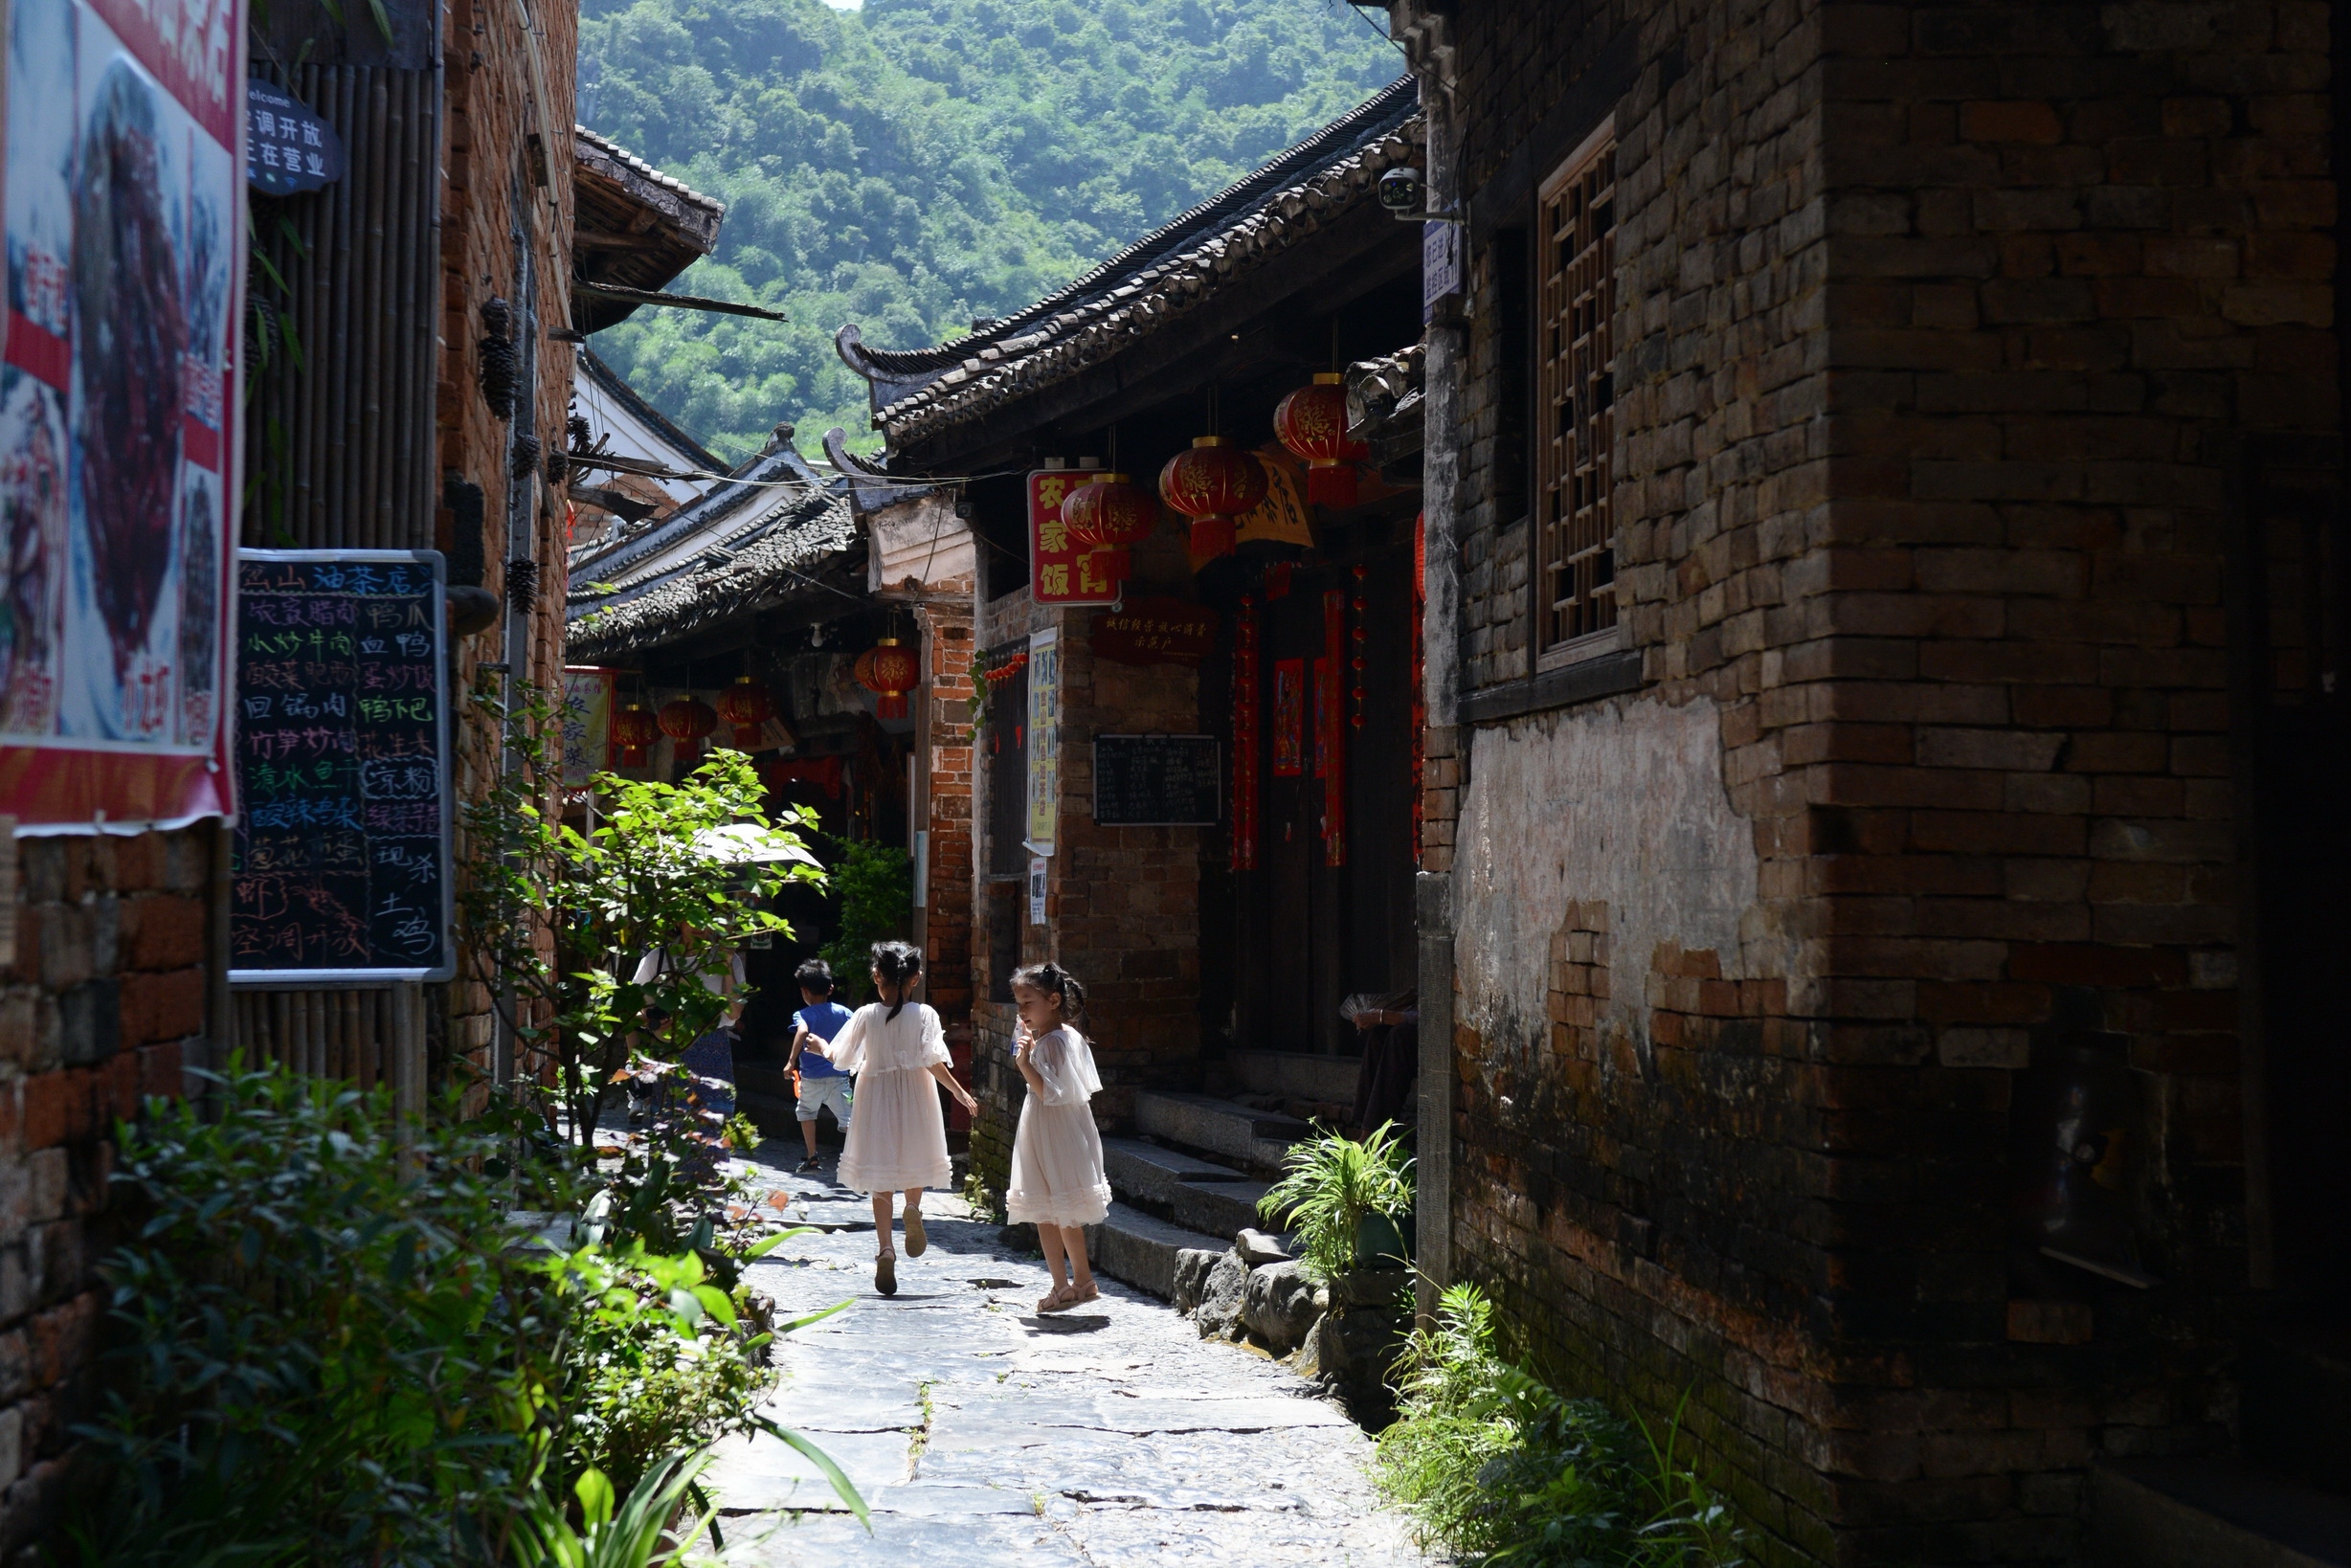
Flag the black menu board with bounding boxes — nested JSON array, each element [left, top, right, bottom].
[[230, 550, 453, 982], [1092, 734, 1220, 826]]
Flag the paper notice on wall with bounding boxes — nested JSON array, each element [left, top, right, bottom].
[[1027, 854, 1046, 927], [1024, 628, 1058, 856]]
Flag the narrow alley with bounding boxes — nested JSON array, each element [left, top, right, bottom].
[[704, 1154, 1427, 1567]]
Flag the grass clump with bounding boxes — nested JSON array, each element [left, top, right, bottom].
[[1375, 1282, 1744, 1567], [1257, 1120, 1414, 1281]]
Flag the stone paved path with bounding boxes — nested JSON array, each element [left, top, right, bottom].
[[705, 1152, 1431, 1566]]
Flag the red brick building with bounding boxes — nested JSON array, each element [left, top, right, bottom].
[[1382, 0, 2346, 1562]]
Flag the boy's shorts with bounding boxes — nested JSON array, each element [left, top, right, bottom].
[[795, 1074, 852, 1127]]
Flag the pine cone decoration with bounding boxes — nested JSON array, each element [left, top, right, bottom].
[[505, 557, 539, 616], [477, 296, 518, 420], [510, 432, 542, 480], [544, 447, 570, 486]]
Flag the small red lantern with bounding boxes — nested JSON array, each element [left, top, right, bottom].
[[613, 703, 660, 768], [658, 695, 718, 764], [1158, 436, 1267, 560], [1274, 372, 1357, 509], [714, 676, 775, 749], [1062, 472, 1156, 581], [855, 637, 921, 720]]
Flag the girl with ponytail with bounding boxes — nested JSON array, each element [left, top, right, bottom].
[[1005, 961, 1112, 1312], [813, 940, 978, 1295]]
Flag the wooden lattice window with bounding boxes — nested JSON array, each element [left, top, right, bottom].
[[1536, 124, 1617, 661]]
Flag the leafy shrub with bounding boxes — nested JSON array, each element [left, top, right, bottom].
[[1258, 1120, 1414, 1281], [56, 1062, 853, 1567], [59, 1065, 567, 1567], [816, 837, 912, 1002], [1375, 1283, 1744, 1568]]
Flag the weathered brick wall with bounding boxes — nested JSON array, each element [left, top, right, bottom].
[[1432, 0, 2335, 1563], [0, 828, 214, 1557], [962, 587, 1205, 1197], [437, 0, 577, 1085], [915, 603, 976, 1031]]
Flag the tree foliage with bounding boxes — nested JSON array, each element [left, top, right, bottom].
[[578, 0, 1401, 461]]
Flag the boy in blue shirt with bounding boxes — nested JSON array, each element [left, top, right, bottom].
[[787, 958, 855, 1172]]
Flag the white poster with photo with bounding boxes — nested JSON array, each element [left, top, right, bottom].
[[1024, 628, 1058, 856], [0, 0, 240, 826]]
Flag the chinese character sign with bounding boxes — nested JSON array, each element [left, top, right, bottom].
[[1025, 629, 1058, 855], [1027, 470, 1120, 606], [560, 665, 616, 787], [0, 0, 242, 825], [244, 78, 342, 197]]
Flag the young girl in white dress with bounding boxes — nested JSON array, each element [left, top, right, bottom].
[[1005, 962, 1112, 1313], [815, 941, 978, 1296]]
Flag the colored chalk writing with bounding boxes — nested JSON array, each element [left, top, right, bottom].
[[230, 550, 452, 979]]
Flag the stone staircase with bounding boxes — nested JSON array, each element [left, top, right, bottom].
[[1082, 1089, 1311, 1302]]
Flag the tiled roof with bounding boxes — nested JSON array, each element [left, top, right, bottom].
[[565, 483, 857, 660], [573, 125, 726, 227], [836, 78, 1422, 450]]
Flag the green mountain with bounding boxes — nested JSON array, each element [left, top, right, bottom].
[[576, 0, 1403, 464]]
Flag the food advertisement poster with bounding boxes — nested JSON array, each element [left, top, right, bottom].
[[0, 0, 242, 827]]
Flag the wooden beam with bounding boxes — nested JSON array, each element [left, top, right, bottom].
[[572, 280, 788, 323]]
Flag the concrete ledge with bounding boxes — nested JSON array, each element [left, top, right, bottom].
[[1102, 1137, 1252, 1205], [1214, 1051, 1362, 1105], [1084, 1202, 1230, 1302], [1133, 1091, 1310, 1174], [2093, 1458, 2351, 1568]]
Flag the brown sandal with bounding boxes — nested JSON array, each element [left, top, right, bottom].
[[904, 1208, 928, 1257], [876, 1251, 897, 1296], [1037, 1283, 1076, 1313]]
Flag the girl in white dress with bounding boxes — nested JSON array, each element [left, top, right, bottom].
[[1005, 962, 1112, 1313], [816, 941, 978, 1296]]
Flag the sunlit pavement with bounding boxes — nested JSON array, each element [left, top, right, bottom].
[[705, 1144, 1431, 1566]]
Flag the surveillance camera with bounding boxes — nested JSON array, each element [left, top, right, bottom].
[[1378, 166, 1425, 218]]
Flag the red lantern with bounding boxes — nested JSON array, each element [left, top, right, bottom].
[[613, 703, 660, 768], [1158, 437, 1267, 560], [1274, 372, 1357, 509], [714, 676, 774, 749], [658, 695, 718, 764], [856, 637, 921, 720], [1062, 472, 1156, 581]]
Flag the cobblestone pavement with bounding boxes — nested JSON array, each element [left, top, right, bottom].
[[705, 1151, 1430, 1566]]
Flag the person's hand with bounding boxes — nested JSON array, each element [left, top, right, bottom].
[[954, 1083, 978, 1112]]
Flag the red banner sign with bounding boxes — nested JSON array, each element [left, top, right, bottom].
[[1026, 470, 1121, 605]]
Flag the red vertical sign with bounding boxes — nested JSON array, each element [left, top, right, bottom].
[[1026, 470, 1121, 606]]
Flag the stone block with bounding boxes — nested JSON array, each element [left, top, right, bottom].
[[1241, 1261, 1318, 1355], [1194, 1250, 1247, 1340]]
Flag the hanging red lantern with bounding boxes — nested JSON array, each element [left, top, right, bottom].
[[1158, 437, 1267, 560], [1062, 472, 1157, 582], [658, 695, 718, 765], [1273, 372, 1358, 509], [714, 676, 775, 749], [613, 703, 660, 768], [855, 637, 921, 720]]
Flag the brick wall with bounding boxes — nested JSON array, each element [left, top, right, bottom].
[[963, 589, 1206, 1199], [1422, 0, 2334, 1562], [437, 0, 577, 1086], [915, 603, 976, 1031], [0, 828, 215, 1557]]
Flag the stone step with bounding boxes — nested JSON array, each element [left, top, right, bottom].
[[1131, 1090, 1310, 1176], [1170, 1177, 1276, 1241], [1081, 1201, 1230, 1303], [1101, 1137, 1251, 1202], [2092, 1458, 2351, 1568]]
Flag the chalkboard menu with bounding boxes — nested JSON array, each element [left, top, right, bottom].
[[1092, 734, 1220, 826], [230, 550, 453, 983]]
